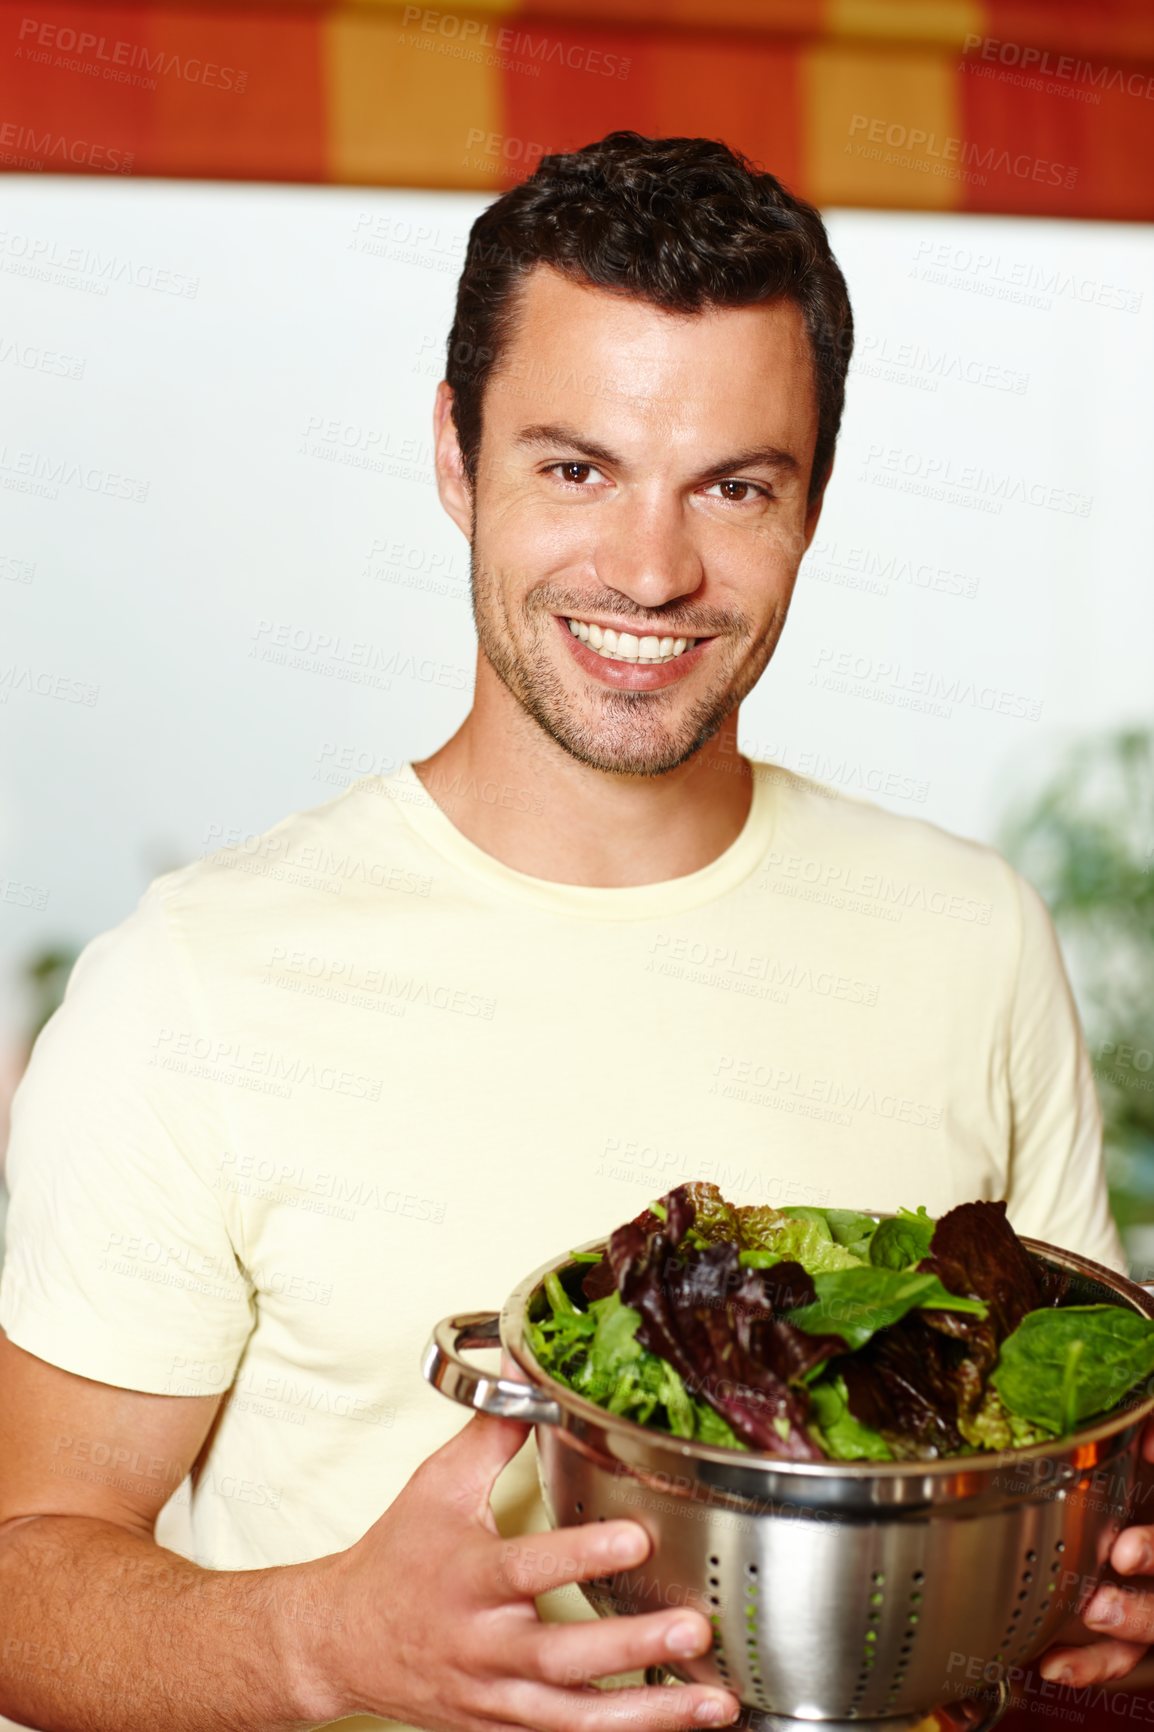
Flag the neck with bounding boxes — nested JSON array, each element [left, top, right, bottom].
[[410, 665, 753, 890]]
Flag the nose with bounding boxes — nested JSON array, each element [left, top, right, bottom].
[[591, 491, 705, 612]]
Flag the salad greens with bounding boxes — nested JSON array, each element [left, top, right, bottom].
[[528, 1275, 742, 1447], [867, 1206, 935, 1271], [528, 1183, 1154, 1462], [789, 1268, 987, 1353], [991, 1305, 1154, 1434]]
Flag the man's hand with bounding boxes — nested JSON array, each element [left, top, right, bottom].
[[0, 1331, 739, 1731], [297, 1410, 742, 1731], [1038, 1418, 1154, 1687]]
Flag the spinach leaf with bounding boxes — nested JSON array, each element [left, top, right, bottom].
[[788, 1266, 987, 1352], [869, 1206, 935, 1270], [991, 1305, 1154, 1430], [823, 1209, 880, 1258]]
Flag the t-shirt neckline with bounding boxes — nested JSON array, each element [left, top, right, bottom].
[[382, 757, 775, 918]]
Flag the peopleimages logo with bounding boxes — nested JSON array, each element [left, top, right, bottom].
[[399, 6, 631, 78], [847, 115, 1078, 187], [961, 33, 1154, 101], [0, 121, 132, 172], [16, 18, 249, 91]]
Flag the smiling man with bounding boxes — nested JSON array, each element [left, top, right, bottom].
[[415, 267, 820, 885], [0, 130, 1137, 1732]]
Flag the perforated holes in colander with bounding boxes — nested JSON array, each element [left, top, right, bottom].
[[994, 1546, 1049, 1664], [1026, 1540, 1064, 1648], [847, 1569, 888, 1716], [879, 1569, 926, 1714], [742, 1563, 771, 1707], [706, 1553, 732, 1689]]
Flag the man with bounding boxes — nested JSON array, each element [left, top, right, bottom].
[[0, 129, 1145, 1732]]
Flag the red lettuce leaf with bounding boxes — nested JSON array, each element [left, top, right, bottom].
[[840, 1315, 966, 1458], [601, 1184, 846, 1458], [844, 1199, 1045, 1450], [917, 1199, 1042, 1339]]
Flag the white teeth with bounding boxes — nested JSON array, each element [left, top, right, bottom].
[[564, 618, 698, 664]]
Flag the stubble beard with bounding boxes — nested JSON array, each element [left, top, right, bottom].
[[468, 541, 788, 780]]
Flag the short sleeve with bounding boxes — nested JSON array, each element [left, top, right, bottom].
[[1002, 868, 1128, 1275], [0, 883, 255, 1392]]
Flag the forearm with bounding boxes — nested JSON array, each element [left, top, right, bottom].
[[0, 1514, 341, 1731]]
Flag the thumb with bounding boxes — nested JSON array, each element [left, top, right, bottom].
[[428, 1410, 533, 1510]]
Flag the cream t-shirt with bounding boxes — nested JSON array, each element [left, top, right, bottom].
[[0, 757, 1125, 1730]]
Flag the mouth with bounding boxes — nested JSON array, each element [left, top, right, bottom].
[[553, 612, 715, 691], [563, 615, 701, 666]]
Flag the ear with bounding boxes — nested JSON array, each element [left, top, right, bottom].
[[433, 379, 474, 540], [800, 459, 833, 556]]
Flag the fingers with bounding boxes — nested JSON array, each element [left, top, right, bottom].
[[1038, 1636, 1149, 1687], [495, 1675, 741, 1732], [1079, 1580, 1154, 1644], [493, 1520, 652, 1599], [512, 1605, 715, 1687], [1112, 1525, 1154, 1575]]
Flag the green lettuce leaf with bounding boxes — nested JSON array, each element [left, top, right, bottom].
[[787, 1266, 988, 1352], [738, 1214, 865, 1274], [807, 1373, 894, 1460], [957, 1383, 1059, 1451], [529, 1284, 746, 1449], [781, 1205, 878, 1259]]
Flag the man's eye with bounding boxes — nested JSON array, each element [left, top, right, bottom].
[[544, 462, 606, 486], [706, 479, 772, 504]]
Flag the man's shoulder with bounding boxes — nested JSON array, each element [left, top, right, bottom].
[[751, 757, 1020, 903], [147, 768, 420, 927]]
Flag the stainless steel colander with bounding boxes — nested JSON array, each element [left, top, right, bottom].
[[423, 1227, 1154, 1729]]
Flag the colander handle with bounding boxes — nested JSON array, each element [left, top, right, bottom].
[[422, 1311, 563, 1426]]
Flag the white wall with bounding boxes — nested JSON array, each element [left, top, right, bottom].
[[2, 176, 1152, 1056]]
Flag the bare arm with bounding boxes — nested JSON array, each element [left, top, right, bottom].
[[0, 1333, 739, 1732], [0, 1330, 323, 1730]]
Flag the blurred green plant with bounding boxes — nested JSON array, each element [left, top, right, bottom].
[[23, 944, 81, 1053], [999, 727, 1154, 1250]]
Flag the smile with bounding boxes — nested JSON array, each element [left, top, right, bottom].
[[564, 616, 698, 665]]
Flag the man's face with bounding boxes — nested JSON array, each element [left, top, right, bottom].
[[436, 262, 826, 778]]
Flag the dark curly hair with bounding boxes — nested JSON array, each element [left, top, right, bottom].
[[445, 130, 854, 507]]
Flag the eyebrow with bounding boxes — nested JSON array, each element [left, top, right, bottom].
[[513, 421, 801, 482]]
